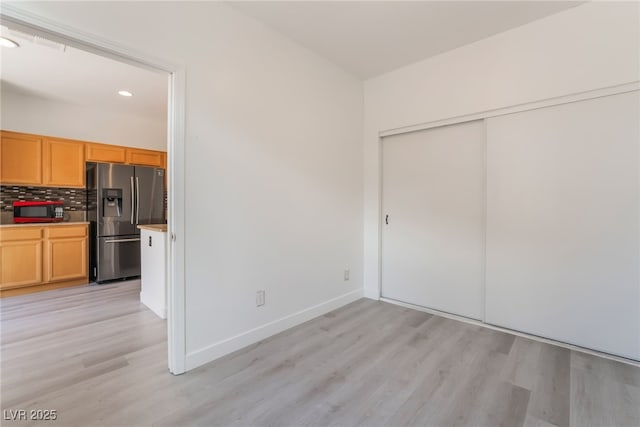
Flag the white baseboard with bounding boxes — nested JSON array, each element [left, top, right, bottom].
[[185, 289, 364, 371]]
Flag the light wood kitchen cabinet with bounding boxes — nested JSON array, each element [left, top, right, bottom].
[[85, 143, 127, 163], [126, 148, 164, 167], [0, 227, 43, 290], [0, 130, 43, 185], [0, 130, 166, 187], [0, 224, 88, 297], [43, 137, 85, 188], [44, 225, 88, 283]]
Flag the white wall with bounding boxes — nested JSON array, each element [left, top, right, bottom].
[[9, 1, 364, 370], [363, 2, 640, 298], [1, 87, 167, 150]]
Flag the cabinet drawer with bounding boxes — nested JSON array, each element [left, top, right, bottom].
[[46, 225, 87, 239], [0, 227, 43, 242]]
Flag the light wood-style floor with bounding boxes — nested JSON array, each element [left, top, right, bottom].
[[1, 281, 639, 427]]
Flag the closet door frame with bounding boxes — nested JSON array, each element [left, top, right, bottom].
[[375, 82, 640, 363]]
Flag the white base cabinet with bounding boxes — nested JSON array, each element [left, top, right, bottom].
[[139, 227, 167, 319]]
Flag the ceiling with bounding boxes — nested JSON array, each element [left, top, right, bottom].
[[231, 1, 583, 79], [0, 2, 581, 113], [0, 26, 168, 118]]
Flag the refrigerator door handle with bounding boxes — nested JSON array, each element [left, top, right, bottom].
[[136, 176, 140, 224], [105, 238, 141, 243], [130, 176, 135, 224]]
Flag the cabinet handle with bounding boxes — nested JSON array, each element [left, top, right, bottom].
[[385, 214, 389, 225]]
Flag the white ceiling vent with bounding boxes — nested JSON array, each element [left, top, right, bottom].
[[5, 27, 66, 52]]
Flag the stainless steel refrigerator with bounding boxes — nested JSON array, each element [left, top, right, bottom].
[[87, 162, 165, 283]]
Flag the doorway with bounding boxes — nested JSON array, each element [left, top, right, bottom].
[[0, 7, 185, 374]]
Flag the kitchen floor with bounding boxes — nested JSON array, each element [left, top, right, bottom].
[[1, 283, 638, 426]]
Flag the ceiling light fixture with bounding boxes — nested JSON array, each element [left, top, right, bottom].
[[0, 36, 19, 48], [118, 90, 133, 97]]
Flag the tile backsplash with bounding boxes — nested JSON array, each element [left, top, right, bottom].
[[0, 185, 167, 224], [0, 185, 87, 223]]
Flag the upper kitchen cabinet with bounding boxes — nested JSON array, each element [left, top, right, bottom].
[[85, 143, 127, 164], [43, 137, 85, 188], [126, 148, 165, 168], [0, 130, 43, 185], [0, 130, 166, 187]]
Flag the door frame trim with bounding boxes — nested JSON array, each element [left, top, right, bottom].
[[1, 5, 187, 374]]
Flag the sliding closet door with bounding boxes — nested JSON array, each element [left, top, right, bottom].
[[382, 120, 484, 320], [486, 91, 640, 360]]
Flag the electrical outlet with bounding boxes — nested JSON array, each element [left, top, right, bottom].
[[256, 290, 265, 307], [344, 269, 350, 281]]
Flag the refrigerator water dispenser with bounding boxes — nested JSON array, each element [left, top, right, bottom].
[[102, 188, 122, 217]]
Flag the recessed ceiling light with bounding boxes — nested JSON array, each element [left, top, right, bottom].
[[118, 90, 133, 97], [0, 36, 19, 48]]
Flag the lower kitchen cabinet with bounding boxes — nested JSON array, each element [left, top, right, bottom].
[[139, 226, 167, 319], [0, 224, 89, 297], [0, 228, 43, 289], [44, 225, 88, 283]]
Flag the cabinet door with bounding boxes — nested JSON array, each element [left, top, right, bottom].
[[126, 148, 164, 167], [44, 237, 88, 283], [0, 240, 43, 289], [43, 138, 85, 187], [86, 143, 126, 163], [0, 131, 43, 185]]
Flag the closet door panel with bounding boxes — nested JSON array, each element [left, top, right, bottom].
[[485, 91, 640, 360], [382, 120, 485, 320]]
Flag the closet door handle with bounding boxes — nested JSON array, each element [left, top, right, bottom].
[[385, 214, 389, 225]]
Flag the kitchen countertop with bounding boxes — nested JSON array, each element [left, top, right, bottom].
[[137, 224, 167, 232], [0, 221, 90, 228]]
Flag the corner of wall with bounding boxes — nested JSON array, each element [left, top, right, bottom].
[[363, 287, 380, 300]]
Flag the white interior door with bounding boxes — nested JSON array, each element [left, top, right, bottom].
[[382, 120, 485, 320], [485, 91, 640, 360]]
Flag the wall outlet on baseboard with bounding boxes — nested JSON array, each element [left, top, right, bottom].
[[344, 269, 350, 281], [256, 290, 265, 307]]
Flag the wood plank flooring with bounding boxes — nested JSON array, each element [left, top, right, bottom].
[[1, 281, 639, 426]]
